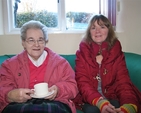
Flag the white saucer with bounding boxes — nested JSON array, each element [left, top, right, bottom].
[[30, 90, 54, 99]]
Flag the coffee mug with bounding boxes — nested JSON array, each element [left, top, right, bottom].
[[32, 82, 48, 96]]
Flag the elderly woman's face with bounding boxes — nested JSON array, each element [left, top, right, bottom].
[[22, 28, 46, 60]]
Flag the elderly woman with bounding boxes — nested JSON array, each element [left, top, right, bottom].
[[0, 20, 78, 113]]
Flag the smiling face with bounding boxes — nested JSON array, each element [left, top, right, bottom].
[[22, 28, 46, 60], [90, 20, 109, 44]]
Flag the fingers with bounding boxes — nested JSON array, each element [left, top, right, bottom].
[[102, 104, 117, 113], [14, 89, 29, 103], [101, 103, 123, 113], [45, 85, 58, 100], [101, 105, 110, 113], [46, 94, 55, 100], [115, 108, 124, 113], [108, 103, 115, 110], [7, 88, 32, 103], [106, 107, 116, 113], [105, 105, 123, 113]]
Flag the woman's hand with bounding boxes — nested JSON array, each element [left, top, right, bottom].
[[7, 88, 33, 103], [45, 85, 58, 100], [115, 108, 124, 113], [101, 103, 117, 113]]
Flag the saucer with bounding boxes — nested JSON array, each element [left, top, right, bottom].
[[30, 90, 54, 99]]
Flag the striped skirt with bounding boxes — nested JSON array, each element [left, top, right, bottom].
[[2, 99, 72, 113]]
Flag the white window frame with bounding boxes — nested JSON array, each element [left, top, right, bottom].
[[2, 0, 113, 34], [3, 0, 20, 34]]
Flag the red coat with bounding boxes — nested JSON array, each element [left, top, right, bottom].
[[0, 47, 78, 113], [74, 40, 141, 112]]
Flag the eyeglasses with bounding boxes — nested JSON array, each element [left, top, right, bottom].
[[25, 38, 45, 45]]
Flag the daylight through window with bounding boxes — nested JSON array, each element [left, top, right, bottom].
[[3, 0, 116, 34]]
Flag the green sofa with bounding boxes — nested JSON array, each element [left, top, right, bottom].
[[0, 52, 141, 113]]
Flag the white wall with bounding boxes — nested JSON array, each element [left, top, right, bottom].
[[0, 0, 3, 35], [0, 0, 141, 55], [116, 0, 141, 54], [0, 33, 83, 55]]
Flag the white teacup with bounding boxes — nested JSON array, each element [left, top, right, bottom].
[[33, 83, 48, 96]]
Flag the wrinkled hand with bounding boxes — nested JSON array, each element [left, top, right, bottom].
[[101, 103, 116, 113], [45, 85, 58, 100], [7, 88, 33, 103]]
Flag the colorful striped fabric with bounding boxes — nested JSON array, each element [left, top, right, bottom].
[[96, 99, 110, 111], [120, 104, 137, 113]]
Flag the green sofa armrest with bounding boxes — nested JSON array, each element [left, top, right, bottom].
[[124, 52, 141, 91]]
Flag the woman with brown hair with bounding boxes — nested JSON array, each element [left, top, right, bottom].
[[74, 14, 141, 113]]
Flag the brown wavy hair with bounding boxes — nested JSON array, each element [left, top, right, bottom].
[[83, 14, 117, 49]]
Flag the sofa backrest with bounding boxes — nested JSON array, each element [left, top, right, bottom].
[[0, 55, 15, 65], [0, 52, 141, 91], [61, 54, 76, 70]]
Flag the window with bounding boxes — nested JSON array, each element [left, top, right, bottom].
[[2, 0, 116, 34], [65, 0, 99, 30]]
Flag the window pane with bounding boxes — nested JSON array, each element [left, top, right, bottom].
[[65, 0, 99, 30], [13, 0, 58, 28], [4, 0, 115, 34]]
